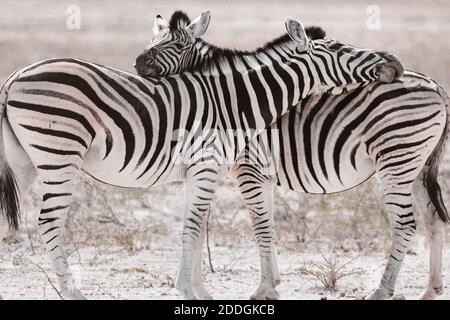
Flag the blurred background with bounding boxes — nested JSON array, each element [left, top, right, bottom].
[[1, 0, 450, 299]]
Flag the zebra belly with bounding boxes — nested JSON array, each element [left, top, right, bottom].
[[270, 92, 382, 194], [81, 150, 184, 188], [81, 133, 185, 188], [272, 72, 447, 194], [6, 103, 181, 189], [275, 132, 376, 194]]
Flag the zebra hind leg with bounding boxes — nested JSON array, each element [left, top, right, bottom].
[[36, 163, 85, 300], [235, 165, 280, 300], [0, 163, 36, 299], [3, 120, 39, 241], [366, 181, 417, 300], [414, 175, 446, 300], [1, 154, 38, 244], [0, 119, 38, 299]]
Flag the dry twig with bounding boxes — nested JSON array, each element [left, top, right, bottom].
[[205, 206, 215, 273], [297, 250, 362, 291], [20, 257, 64, 300]]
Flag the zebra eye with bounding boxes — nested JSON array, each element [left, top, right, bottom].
[[146, 55, 155, 65]]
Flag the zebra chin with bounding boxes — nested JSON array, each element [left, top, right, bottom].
[[134, 64, 163, 78]]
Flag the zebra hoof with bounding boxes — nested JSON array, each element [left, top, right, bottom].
[[196, 292, 213, 300], [176, 286, 199, 300], [420, 287, 443, 300], [61, 288, 87, 300], [250, 287, 280, 300], [193, 286, 213, 300], [365, 288, 392, 300]]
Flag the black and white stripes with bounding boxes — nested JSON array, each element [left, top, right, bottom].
[[0, 13, 399, 300], [140, 10, 448, 300]]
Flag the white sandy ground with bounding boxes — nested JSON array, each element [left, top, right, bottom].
[[1, 175, 450, 300], [1, 233, 449, 300], [1, 163, 450, 300]]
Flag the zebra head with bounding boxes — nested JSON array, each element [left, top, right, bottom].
[[134, 10, 211, 77], [284, 17, 404, 90]]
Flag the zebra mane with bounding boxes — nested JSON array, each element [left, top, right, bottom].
[[167, 10, 327, 75], [168, 10, 326, 40], [188, 36, 283, 75], [169, 11, 191, 30], [206, 25, 326, 56], [190, 26, 327, 74], [304, 26, 327, 40]]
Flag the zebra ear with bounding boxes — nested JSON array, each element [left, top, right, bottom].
[[185, 10, 211, 39], [285, 17, 310, 51], [153, 14, 169, 36]]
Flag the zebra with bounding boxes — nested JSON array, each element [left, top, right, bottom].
[[135, 10, 449, 300], [0, 13, 399, 300]]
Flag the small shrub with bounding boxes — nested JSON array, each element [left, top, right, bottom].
[[297, 250, 363, 291]]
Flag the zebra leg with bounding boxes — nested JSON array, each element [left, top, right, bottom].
[[0, 119, 37, 300], [271, 242, 281, 286], [366, 183, 417, 300], [1, 117, 38, 242], [191, 214, 213, 300], [421, 211, 445, 300], [0, 142, 37, 300], [36, 165, 85, 300], [0, 211, 8, 243], [1, 151, 37, 243], [235, 165, 280, 300], [0, 209, 6, 300], [413, 177, 445, 300], [176, 164, 219, 300]]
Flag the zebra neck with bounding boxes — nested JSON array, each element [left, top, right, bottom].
[[189, 39, 305, 130]]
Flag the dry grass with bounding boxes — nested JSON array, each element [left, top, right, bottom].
[[63, 177, 167, 253]]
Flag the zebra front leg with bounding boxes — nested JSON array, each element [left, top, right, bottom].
[[366, 185, 416, 300], [36, 166, 85, 300], [271, 242, 281, 286], [176, 164, 219, 300], [235, 165, 280, 300], [191, 213, 213, 300]]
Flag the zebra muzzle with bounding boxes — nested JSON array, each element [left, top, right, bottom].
[[376, 52, 405, 83]]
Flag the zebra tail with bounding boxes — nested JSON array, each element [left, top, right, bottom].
[[423, 85, 450, 224], [0, 80, 20, 230]]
